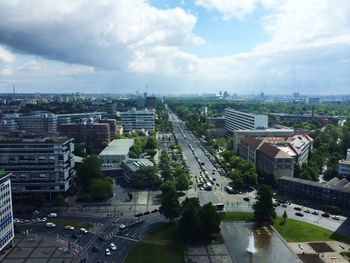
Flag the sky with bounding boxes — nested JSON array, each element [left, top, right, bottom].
[[0, 0, 349, 95]]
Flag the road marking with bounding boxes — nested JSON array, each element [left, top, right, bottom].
[[114, 235, 138, 242]]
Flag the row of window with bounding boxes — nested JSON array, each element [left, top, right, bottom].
[[0, 230, 13, 250]]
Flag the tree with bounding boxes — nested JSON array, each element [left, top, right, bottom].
[[89, 177, 113, 200], [282, 210, 288, 224], [159, 181, 181, 221], [200, 203, 221, 241], [30, 193, 45, 208], [176, 172, 190, 192], [76, 155, 102, 191], [179, 198, 202, 242], [53, 195, 66, 206], [145, 136, 158, 150], [253, 184, 276, 225], [73, 143, 87, 158]]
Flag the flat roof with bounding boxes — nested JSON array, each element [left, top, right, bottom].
[[99, 139, 134, 156]]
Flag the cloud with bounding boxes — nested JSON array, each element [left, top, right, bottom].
[[0, 45, 15, 64], [18, 60, 41, 71], [0, 0, 203, 73], [0, 66, 13, 75]]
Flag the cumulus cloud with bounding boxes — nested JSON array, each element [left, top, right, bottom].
[[0, 0, 203, 73], [0, 45, 15, 64]]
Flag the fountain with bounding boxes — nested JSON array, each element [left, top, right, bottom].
[[247, 233, 257, 254]]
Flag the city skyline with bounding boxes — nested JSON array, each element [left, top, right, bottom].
[[0, 0, 349, 95]]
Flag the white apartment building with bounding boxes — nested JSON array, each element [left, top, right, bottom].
[[0, 173, 14, 252], [0, 136, 75, 199], [225, 109, 268, 133], [121, 109, 155, 132]]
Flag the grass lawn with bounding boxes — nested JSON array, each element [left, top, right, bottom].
[[49, 219, 92, 230], [274, 217, 350, 244], [125, 223, 185, 263], [220, 212, 350, 244], [220, 211, 254, 222]]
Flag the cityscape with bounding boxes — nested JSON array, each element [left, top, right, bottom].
[[0, 1, 350, 263]]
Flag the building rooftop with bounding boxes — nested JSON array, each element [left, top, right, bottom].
[[99, 139, 134, 156], [0, 135, 71, 143], [122, 158, 154, 172], [279, 176, 350, 193]]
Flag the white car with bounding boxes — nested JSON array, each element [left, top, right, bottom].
[[105, 248, 111, 256], [41, 217, 47, 222], [65, 225, 75, 230], [46, 222, 56, 228], [80, 227, 88, 234], [110, 243, 117, 250], [32, 210, 40, 214], [119, 224, 126, 230], [332, 215, 340, 220]]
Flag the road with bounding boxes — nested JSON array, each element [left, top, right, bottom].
[[167, 108, 349, 236]]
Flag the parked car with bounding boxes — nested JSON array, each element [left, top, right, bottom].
[[304, 209, 311, 213], [110, 243, 117, 251], [65, 225, 75, 230], [243, 197, 250, 202], [281, 204, 287, 208], [312, 211, 319, 215], [295, 212, 304, 217], [332, 215, 339, 220], [105, 248, 111, 256], [294, 207, 302, 211], [46, 222, 56, 228], [32, 210, 40, 215], [47, 212, 57, 218], [80, 228, 88, 234], [41, 217, 47, 222], [321, 213, 330, 218]]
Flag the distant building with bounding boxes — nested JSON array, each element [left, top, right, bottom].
[[207, 117, 225, 129], [145, 96, 156, 109], [225, 109, 268, 134], [99, 139, 134, 165], [0, 136, 75, 199], [59, 122, 111, 153], [120, 109, 155, 132], [279, 176, 350, 209], [308, 97, 320, 105], [0, 172, 14, 252], [121, 158, 154, 184], [0, 112, 57, 133], [238, 136, 294, 181], [199, 106, 208, 117]]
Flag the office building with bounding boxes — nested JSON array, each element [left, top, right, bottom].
[[225, 109, 268, 134], [120, 109, 155, 132], [59, 122, 111, 153], [308, 97, 320, 105], [0, 136, 75, 199], [238, 136, 294, 181], [121, 158, 154, 184], [339, 149, 350, 179], [232, 128, 295, 153], [279, 176, 350, 209], [0, 172, 14, 252], [0, 112, 58, 133]]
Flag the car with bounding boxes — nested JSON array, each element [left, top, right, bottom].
[[200, 187, 204, 191], [321, 213, 330, 218], [41, 217, 47, 222], [110, 243, 117, 250], [135, 213, 143, 217], [332, 215, 340, 220], [92, 245, 99, 252], [294, 207, 302, 211], [216, 183, 220, 186], [273, 203, 280, 207], [295, 212, 304, 217], [243, 197, 250, 202], [33, 218, 41, 224], [32, 210, 40, 214], [13, 218, 20, 224], [304, 209, 311, 213], [46, 222, 56, 228], [119, 224, 126, 230], [312, 211, 319, 215], [65, 225, 75, 230], [143, 211, 150, 215], [80, 228, 88, 234], [281, 204, 287, 208], [47, 212, 57, 218], [105, 248, 111, 256], [212, 178, 216, 181]]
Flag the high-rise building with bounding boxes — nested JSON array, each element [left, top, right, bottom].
[[225, 109, 268, 133], [145, 96, 156, 109], [0, 136, 75, 199], [120, 109, 155, 132], [0, 172, 14, 252]]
